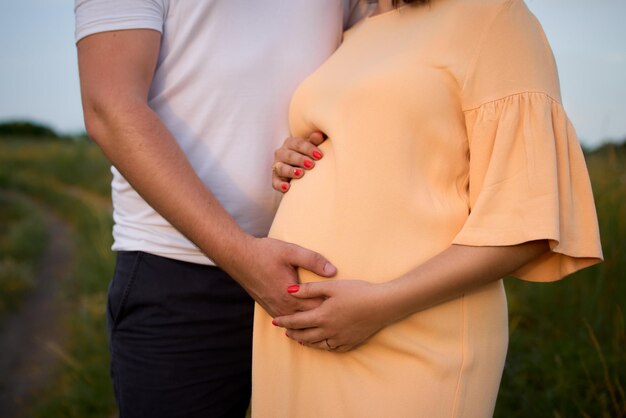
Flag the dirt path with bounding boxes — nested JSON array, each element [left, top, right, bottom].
[[0, 192, 74, 417]]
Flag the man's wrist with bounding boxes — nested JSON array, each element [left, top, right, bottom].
[[208, 230, 256, 282]]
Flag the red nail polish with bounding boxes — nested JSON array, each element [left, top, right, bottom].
[[303, 160, 313, 169], [285, 332, 289, 337], [272, 320, 278, 326], [287, 284, 300, 293], [294, 168, 302, 176], [312, 151, 322, 160], [280, 183, 288, 191]]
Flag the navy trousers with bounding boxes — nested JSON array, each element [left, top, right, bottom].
[[107, 251, 254, 418]]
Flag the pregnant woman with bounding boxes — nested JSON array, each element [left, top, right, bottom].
[[253, 0, 602, 416]]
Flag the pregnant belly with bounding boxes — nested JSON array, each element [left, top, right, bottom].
[[269, 139, 466, 284]]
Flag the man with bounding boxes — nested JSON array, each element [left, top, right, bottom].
[[75, 1, 370, 417]]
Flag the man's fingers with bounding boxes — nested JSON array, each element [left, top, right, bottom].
[[288, 246, 337, 278]]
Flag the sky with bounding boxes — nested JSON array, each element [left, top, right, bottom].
[[0, 1, 625, 148]]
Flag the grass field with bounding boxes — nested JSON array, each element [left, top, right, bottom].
[[0, 137, 624, 417], [0, 193, 47, 314]]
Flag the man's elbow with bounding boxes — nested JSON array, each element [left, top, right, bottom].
[[82, 97, 109, 144], [81, 93, 147, 147]]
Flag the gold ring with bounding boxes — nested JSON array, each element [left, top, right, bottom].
[[325, 339, 336, 351]]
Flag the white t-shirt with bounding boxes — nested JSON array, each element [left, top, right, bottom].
[[75, 0, 371, 265]]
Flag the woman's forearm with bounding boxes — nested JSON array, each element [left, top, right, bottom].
[[378, 241, 550, 325]]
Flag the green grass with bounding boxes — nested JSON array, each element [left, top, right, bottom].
[[0, 137, 624, 417], [0, 193, 47, 314]]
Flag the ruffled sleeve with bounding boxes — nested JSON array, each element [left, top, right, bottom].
[[452, 0, 602, 281], [453, 93, 602, 282]]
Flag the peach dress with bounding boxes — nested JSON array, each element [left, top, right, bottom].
[[252, 0, 603, 416]]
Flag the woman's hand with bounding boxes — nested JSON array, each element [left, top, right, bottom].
[[272, 280, 395, 352], [272, 131, 325, 193]]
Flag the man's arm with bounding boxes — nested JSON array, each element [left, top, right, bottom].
[[77, 29, 335, 316]]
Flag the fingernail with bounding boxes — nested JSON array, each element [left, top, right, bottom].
[[271, 320, 278, 326], [287, 284, 300, 293], [312, 151, 322, 160], [323, 262, 337, 275], [303, 160, 313, 169], [285, 332, 289, 338], [294, 168, 302, 176], [280, 183, 289, 191]]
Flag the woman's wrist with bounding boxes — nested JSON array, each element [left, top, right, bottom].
[[373, 280, 415, 329]]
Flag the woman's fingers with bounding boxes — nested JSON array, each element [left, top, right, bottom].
[[271, 160, 304, 193], [274, 147, 316, 171], [271, 133, 326, 192], [284, 327, 327, 344], [308, 131, 326, 146], [274, 135, 324, 170], [284, 330, 355, 353], [292, 296, 325, 312], [285, 135, 324, 161], [284, 281, 333, 299], [272, 161, 304, 179], [271, 173, 291, 193], [274, 309, 320, 330]]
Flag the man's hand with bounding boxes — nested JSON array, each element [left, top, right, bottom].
[[272, 131, 325, 192], [224, 236, 337, 317]]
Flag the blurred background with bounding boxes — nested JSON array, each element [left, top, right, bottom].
[[0, 1, 624, 417]]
